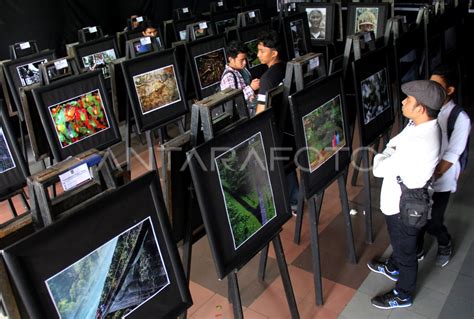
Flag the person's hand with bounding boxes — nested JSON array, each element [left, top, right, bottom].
[[250, 78, 260, 91], [433, 160, 453, 180]]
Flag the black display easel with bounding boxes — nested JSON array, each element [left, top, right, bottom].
[[0, 189, 29, 223], [341, 32, 381, 244]]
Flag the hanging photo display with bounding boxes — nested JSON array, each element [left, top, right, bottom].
[[305, 8, 326, 40], [32, 71, 121, 161], [81, 48, 117, 79], [289, 19, 305, 58], [0, 126, 16, 174], [355, 7, 379, 37], [352, 47, 393, 147], [2, 172, 192, 318], [289, 75, 351, 198], [194, 48, 226, 90], [45, 217, 170, 318], [302, 95, 346, 173], [16, 58, 48, 87], [215, 132, 277, 249], [48, 89, 110, 148], [132, 64, 182, 115], [215, 18, 236, 34], [188, 110, 291, 279], [360, 68, 390, 125], [245, 39, 260, 69]]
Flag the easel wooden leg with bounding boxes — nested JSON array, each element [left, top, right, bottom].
[[258, 244, 269, 282], [338, 172, 357, 264], [293, 185, 305, 244], [228, 272, 244, 319], [351, 152, 363, 186], [362, 150, 373, 244], [308, 193, 324, 305], [273, 234, 300, 319], [125, 101, 132, 173], [145, 130, 158, 171]]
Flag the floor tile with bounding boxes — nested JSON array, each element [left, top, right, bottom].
[[409, 286, 448, 319], [438, 293, 474, 319], [459, 242, 474, 278], [339, 291, 391, 319], [358, 271, 396, 297], [189, 293, 240, 319], [447, 273, 474, 302], [388, 309, 428, 319], [242, 308, 269, 319], [417, 267, 458, 295], [187, 281, 216, 316]]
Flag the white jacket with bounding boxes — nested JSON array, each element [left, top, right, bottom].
[[373, 120, 441, 215]]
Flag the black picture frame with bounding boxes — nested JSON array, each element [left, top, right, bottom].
[[185, 21, 215, 41], [39, 57, 80, 85], [188, 109, 291, 279], [212, 10, 237, 34], [2, 172, 192, 318], [346, 3, 390, 39], [3, 50, 56, 118], [0, 101, 29, 199], [289, 74, 351, 199], [9, 41, 39, 60], [125, 36, 163, 59], [77, 26, 104, 44], [32, 70, 121, 161], [237, 9, 263, 27], [185, 34, 227, 100], [121, 49, 188, 133], [282, 12, 312, 60], [352, 47, 394, 147], [297, 3, 337, 44], [72, 36, 119, 81], [172, 17, 200, 43]]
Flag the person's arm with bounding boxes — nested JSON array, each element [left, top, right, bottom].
[[220, 72, 237, 91], [435, 112, 471, 178], [242, 78, 259, 101]]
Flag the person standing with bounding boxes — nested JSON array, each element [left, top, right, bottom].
[[416, 65, 471, 266], [368, 80, 446, 309]]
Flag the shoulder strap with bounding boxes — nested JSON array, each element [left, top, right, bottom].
[[397, 176, 431, 189], [447, 104, 463, 141], [221, 69, 238, 89]]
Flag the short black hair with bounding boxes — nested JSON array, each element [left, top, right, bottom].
[[432, 64, 458, 89], [225, 40, 247, 60], [257, 30, 281, 53]]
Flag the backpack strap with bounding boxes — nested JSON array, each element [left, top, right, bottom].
[[447, 104, 463, 140], [221, 69, 238, 89], [397, 176, 431, 189]]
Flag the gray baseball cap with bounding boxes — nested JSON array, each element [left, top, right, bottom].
[[401, 80, 446, 111]]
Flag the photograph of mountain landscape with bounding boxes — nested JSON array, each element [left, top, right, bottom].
[[215, 132, 277, 249], [302, 95, 345, 172], [45, 217, 170, 319]]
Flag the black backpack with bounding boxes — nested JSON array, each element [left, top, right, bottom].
[[447, 104, 470, 172]]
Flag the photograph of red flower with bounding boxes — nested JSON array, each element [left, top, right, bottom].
[[48, 90, 110, 148]]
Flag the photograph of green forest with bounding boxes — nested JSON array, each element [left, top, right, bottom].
[[45, 217, 169, 319], [302, 95, 345, 172], [215, 132, 277, 249]]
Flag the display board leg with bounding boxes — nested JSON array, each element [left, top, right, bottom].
[[293, 184, 306, 244], [258, 244, 269, 282], [273, 234, 300, 318], [48, 157, 57, 199], [308, 192, 324, 305], [362, 150, 373, 244], [145, 130, 158, 172], [18, 117, 27, 160], [351, 152, 363, 186], [7, 198, 17, 218], [19, 191, 29, 211], [228, 271, 244, 319], [337, 171, 357, 264], [125, 101, 132, 172]]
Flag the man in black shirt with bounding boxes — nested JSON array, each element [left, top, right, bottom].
[[256, 30, 286, 114]]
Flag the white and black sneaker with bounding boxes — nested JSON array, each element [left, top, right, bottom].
[[371, 289, 413, 310], [367, 260, 399, 282]]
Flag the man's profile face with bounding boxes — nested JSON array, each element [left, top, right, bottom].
[[142, 27, 157, 37], [257, 43, 276, 65], [401, 95, 420, 119], [229, 53, 247, 70]]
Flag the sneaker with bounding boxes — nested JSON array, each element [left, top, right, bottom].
[[367, 260, 399, 281], [417, 250, 425, 262], [371, 289, 413, 309], [436, 241, 453, 267]]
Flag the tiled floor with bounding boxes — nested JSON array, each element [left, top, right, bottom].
[[1, 119, 473, 318]]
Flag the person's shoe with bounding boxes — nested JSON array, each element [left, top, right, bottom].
[[291, 205, 298, 217], [436, 241, 453, 267], [417, 249, 425, 262], [367, 260, 399, 281], [371, 289, 413, 309]]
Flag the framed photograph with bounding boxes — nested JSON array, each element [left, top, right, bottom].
[[32, 70, 121, 161], [297, 3, 337, 44], [283, 13, 312, 60], [188, 109, 291, 279], [352, 47, 394, 147], [289, 74, 351, 198], [237, 9, 263, 27], [186, 21, 214, 41], [185, 34, 227, 99], [346, 3, 390, 39], [40, 57, 80, 85], [2, 172, 192, 318], [126, 36, 162, 59], [73, 36, 119, 80], [121, 49, 188, 133], [213, 10, 237, 34], [2, 50, 55, 118], [0, 101, 29, 198], [9, 41, 39, 60]]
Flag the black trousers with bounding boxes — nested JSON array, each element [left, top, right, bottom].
[[417, 191, 452, 250], [385, 213, 420, 299]]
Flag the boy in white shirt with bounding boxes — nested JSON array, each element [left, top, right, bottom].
[[416, 65, 471, 267]]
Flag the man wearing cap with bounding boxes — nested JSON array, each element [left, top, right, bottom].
[[367, 80, 446, 309]]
